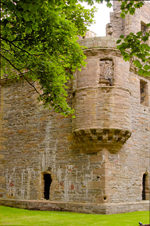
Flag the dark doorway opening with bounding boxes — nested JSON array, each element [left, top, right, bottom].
[[44, 173, 52, 200], [142, 173, 147, 200]]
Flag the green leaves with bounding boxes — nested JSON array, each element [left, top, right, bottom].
[[133, 60, 142, 69], [117, 28, 150, 77], [1, 0, 95, 116], [119, 0, 144, 18]]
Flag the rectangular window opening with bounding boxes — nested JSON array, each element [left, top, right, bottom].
[[140, 80, 148, 106], [141, 21, 149, 44], [141, 22, 147, 34]]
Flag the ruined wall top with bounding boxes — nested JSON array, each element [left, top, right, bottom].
[[113, 1, 121, 12], [107, 1, 150, 38]]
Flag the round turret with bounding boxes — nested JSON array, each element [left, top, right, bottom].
[[72, 37, 131, 153]]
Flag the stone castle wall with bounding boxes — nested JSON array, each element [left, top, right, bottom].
[[0, 79, 106, 204], [0, 1, 150, 214]]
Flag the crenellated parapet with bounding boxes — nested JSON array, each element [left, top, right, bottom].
[[72, 37, 132, 153]]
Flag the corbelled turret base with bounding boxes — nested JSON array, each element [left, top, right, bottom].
[[73, 128, 131, 153]]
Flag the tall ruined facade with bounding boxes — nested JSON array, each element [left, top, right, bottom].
[[0, 2, 150, 214]]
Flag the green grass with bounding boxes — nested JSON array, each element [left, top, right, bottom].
[[0, 206, 149, 226]]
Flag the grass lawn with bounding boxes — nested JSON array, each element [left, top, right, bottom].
[[0, 206, 149, 226]]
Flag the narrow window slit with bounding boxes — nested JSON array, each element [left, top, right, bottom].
[[140, 80, 148, 106], [141, 21, 148, 35]]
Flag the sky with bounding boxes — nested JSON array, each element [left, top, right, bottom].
[[82, 2, 113, 36]]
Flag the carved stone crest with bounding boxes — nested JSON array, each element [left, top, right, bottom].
[[99, 59, 114, 86]]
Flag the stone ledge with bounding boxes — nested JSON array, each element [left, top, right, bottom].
[[78, 37, 118, 49], [74, 86, 131, 95], [0, 199, 149, 214]]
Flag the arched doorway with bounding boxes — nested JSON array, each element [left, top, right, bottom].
[[43, 173, 52, 200], [142, 173, 149, 200]]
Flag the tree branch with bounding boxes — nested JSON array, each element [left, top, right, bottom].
[[0, 53, 40, 95], [1, 37, 33, 56]]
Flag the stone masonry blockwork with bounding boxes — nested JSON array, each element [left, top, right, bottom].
[[0, 1, 150, 214]]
